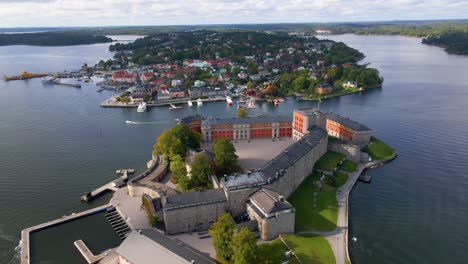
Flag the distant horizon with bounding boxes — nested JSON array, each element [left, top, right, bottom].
[[1, 0, 467, 28], [0, 18, 467, 30]]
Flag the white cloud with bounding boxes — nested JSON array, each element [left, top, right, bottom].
[[0, 0, 466, 27]]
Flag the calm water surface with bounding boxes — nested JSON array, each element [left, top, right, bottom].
[[0, 34, 467, 263]]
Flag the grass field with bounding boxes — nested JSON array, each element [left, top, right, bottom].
[[364, 137, 395, 160], [288, 172, 348, 231], [340, 160, 358, 172], [314, 151, 345, 171], [257, 234, 335, 264]]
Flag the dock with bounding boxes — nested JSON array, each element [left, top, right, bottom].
[[74, 240, 110, 264], [81, 171, 129, 202], [358, 175, 372, 183], [20, 204, 111, 264]]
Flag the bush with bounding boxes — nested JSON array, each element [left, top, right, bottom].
[[142, 196, 157, 227]]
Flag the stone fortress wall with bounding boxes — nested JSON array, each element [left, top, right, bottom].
[[149, 109, 373, 239]]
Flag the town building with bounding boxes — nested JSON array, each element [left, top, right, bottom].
[[315, 83, 333, 94], [116, 229, 216, 264], [200, 115, 292, 142], [141, 72, 154, 83], [343, 80, 358, 89], [112, 71, 137, 83]]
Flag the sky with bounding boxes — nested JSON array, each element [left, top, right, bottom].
[[0, 0, 467, 27]]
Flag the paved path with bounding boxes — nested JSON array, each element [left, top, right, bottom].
[[298, 157, 395, 264]]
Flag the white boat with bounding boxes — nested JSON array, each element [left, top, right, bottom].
[[169, 103, 182, 110], [226, 96, 233, 105], [246, 98, 256, 109], [137, 102, 147, 113], [188, 100, 193, 107], [197, 98, 203, 107]]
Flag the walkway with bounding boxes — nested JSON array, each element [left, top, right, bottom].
[[298, 156, 396, 264]]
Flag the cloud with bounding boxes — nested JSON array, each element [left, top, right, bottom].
[[0, 0, 466, 27]]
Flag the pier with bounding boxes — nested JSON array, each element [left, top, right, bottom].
[[74, 240, 110, 264], [81, 170, 130, 202], [20, 204, 111, 264]]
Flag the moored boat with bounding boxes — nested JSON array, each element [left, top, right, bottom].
[[226, 96, 233, 105], [197, 98, 203, 107], [137, 102, 147, 112], [188, 100, 193, 107], [169, 103, 182, 110]]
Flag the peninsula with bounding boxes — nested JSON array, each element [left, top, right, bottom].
[[92, 30, 382, 109], [0, 31, 112, 46]]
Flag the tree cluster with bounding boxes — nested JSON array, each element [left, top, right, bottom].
[[209, 213, 258, 264]]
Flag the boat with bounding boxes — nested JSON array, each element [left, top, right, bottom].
[[246, 98, 256, 109], [3, 71, 48, 81], [226, 96, 233, 105], [197, 98, 203, 107], [125, 120, 136, 124], [137, 102, 147, 113], [169, 103, 182, 110], [188, 100, 193, 107], [274, 99, 280, 106]]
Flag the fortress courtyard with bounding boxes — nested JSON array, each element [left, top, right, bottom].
[[202, 137, 294, 171]]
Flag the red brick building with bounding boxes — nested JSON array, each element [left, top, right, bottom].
[[200, 115, 292, 142]]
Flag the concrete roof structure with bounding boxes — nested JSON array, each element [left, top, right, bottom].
[[221, 127, 327, 190], [249, 188, 293, 217], [295, 108, 323, 116], [163, 189, 226, 210], [202, 115, 292, 127], [260, 127, 327, 180], [326, 112, 371, 132], [116, 229, 216, 264]]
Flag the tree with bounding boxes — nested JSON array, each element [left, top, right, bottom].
[[209, 213, 236, 263], [231, 227, 258, 264], [212, 138, 238, 175], [152, 125, 201, 160], [189, 153, 212, 189], [237, 108, 248, 118], [169, 155, 187, 184], [143, 94, 151, 102]]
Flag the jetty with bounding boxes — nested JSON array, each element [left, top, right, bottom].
[[20, 204, 111, 264], [81, 170, 130, 202], [74, 240, 110, 264]]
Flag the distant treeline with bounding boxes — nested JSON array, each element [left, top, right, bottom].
[[0, 32, 112, 46], [422, 32, 468, 55]]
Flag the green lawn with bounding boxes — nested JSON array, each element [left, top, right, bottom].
[[314, 151, 345, 171], [282, 234, 336, 264], [340, 160, 358, 172], [364, 137, 395, 160], [258, 238, 299, 264], [288, 172, 348, 231], [257, 235, 335, 264]]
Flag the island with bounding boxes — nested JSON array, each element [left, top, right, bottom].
[[0, 31, 113, 46], [19, 107, 396, 264]]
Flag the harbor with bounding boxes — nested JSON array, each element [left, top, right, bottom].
[[20, 204, 112, 264]]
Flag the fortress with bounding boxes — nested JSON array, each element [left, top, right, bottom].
[[130, 108, 372, 241]]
